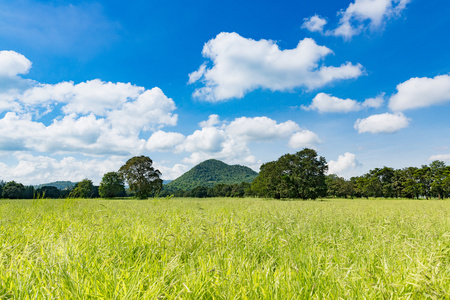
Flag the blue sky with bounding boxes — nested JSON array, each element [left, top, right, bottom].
[[0, 0, 449, 184]]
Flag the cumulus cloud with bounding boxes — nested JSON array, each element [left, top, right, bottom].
[[332, 0, 411, 38], [107, 88, 178, 134], [304, 0, 411, 39], [183, 127, 227, 153], [180, 115, 319, 169], [354, 112, 410, 133], [153, 163, 189, 180], [302, 93, 361, 113], [0, 53, 178, 157], [0, 51, 32, 77], [226, 117, 300, 141], [0, 112, 146, 155], [146, 131, 185, 152], [388, 74, 450, 111], [288, 130, 322, 149], [327, 152, 359, 175], [20, 79, 146, 115], [302, 15, 327, 33], [199, 114, 221, 128], [363, 93, 384, 108], [189, 32, 363, 101], [302, 92, 384, 113]]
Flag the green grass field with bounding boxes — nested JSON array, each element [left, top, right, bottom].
[[1, 198, 450, 299]]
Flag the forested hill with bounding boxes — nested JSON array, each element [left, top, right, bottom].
[[164, 159, 258, 191], [35, 181, 76, 190]]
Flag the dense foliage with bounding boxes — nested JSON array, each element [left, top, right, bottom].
[[164, 159, 257, 191], [119, 156, 163, 199], [327, 161, 450, 199], [99, 172, 126, 198], [2, 181, 26, 199], [35, 186, 62, 198], [251, 148, 328, 199], [160, 182, 253, 198], [69, 179, 98, 198]]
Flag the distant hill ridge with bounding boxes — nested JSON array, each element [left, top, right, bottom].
[[35, 181, 76, 190], [165, 159, 258, 191]]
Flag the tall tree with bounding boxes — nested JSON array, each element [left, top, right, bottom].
[[69, 179, 96, 198], [252, 148, 327, 200], [2, 181, 25, 199], [118, 156, 163, 199], [429, 160, 446, 199], [99, 172, 126, 198]]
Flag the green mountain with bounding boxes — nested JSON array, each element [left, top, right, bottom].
[[35, 181, 76, 190], [165, 159, 258, 191]]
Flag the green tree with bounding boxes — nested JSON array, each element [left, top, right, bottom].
[[0, 180, 4, 198], [99, 172, 126, 198], [69, 179, 96, 198], [252, 148, 328, 200], [118, 156, 163, 199], [429, 160, 446, 199], [2, 181, 25, 199], [35, 186, 61, 198]]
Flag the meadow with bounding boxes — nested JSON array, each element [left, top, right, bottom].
[[0, 197, 449, 299]]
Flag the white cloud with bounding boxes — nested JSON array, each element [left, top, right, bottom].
[[302, 92, 384, 113], [183, 127, 227, 153], [0, 153, 124, 185], [327, 152, 359, 175], [288, 130, 322, 149], [363, 93, 384, 108], [189, 32, 363, 101], [0, 112, 146, 155], [153, 163, 189, 180], [428, 154, 450, 162], [302, 93, 361, 113], [302, 15, 327, 33], [20, 79, 145, 115], [331, 0, 411, 39], [107, 88, 178, 135], [180, 115, 317, 170], [389, 74, 450, 111], [0, 84, 178, 156], [354, 112, 410, 133], [0, 50, 32, 77], [199, 114, 221, 128], [226, 117, 300, 141], [146, 130, 185, 152], [303, 0, 411, 39]]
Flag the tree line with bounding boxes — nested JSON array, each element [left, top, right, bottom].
[[326, 161, 450, 199], [0, 156, 163, 200], [1, 150, 450, 200]]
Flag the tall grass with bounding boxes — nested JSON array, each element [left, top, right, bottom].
[[0, 198, 449, 299]]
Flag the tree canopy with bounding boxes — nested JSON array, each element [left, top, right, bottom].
[[2, 181, 25, 199], [69, 179, 97, 198], [252, 148, 328, 200], [118, 156, 163, 199], [99, 172, 126, 198]]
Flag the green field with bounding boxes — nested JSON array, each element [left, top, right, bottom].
[[1, 198, 450, 299]]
